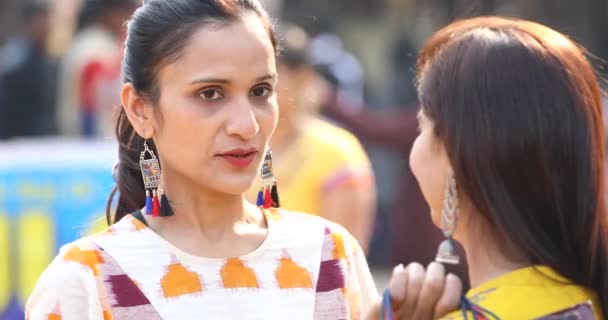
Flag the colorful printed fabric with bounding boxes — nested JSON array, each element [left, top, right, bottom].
[[441, 266, 603, 320], [26, 209, 377, 319], [536, 302, 595, 320]]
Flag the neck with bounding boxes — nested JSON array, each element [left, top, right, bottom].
[[152, 168, 256, 241], [457, 213, 530, 288]]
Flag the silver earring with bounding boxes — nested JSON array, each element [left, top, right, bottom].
[[435, 170, 460, 264], [256, 149, 280, 208], [139, 140, 173, 217]]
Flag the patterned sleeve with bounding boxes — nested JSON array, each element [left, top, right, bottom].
[[25, 241, 108, 320], [314, 222, 379, 320]]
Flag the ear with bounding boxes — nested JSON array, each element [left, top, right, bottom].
[[121, 83, 156, 139]]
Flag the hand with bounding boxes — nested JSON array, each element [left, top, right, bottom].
[[367, 262, 462, 320]]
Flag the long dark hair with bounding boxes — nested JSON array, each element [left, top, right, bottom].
[[106, 0, 278, 225], [417, 17, 608, 312]]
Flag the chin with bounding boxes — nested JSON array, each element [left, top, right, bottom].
[[215, 174, 257, 195]]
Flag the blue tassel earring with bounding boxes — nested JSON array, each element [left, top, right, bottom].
[[140, 140, 174, 217], [256, 187, 264, 207], [145, 190, 153, 215]]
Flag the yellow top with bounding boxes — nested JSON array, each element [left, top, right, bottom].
[[442, 266, 603, 319], [247, 118, 373, 216]]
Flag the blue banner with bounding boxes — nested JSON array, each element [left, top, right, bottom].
[[0, 140, 117, 320]]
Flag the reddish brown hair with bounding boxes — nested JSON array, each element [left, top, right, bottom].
[[417, 16, 607, 312]]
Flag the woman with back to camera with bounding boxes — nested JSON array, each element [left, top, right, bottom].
[[384, 16, 608, 319]]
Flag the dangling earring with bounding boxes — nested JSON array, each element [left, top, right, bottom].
[[435, 169, 460, 264], [159, 184, 174, 217], [256, 149, 280, 209], [139, 140, 174, 217]]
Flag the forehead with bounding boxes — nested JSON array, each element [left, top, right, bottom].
[[158, 14, 276, 85]]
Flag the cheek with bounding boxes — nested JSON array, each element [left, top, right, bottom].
[[410, 133, 446, 225], [154, 96, 215, 165], [259, 98, 279, 141]]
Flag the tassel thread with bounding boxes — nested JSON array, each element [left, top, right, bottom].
[[160, 193, 174, 217], [145, 190, 153, 215], [271, 181, 280, 208], [151, 190, 160, 217], [256, 188, 264, 207], [263, 187, 272, 209]]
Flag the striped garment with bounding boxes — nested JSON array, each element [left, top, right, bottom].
[[26, 209, 377, 319]]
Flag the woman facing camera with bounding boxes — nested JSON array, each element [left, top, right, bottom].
[[26, 1, 377, 318]]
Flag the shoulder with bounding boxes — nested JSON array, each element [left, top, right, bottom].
[[49, 237, 106, 279], [299, 119, 372, 184], [43, 215, 141, 279], [305, 118, 367, 155], [440, 269, 603, 320], [270, 209, 363, 257], [270, 208, 347, 229], [25, 238, 105, 318]]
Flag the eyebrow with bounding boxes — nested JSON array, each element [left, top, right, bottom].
[[189, 73, 277, 85], [255, 73, 277, 82]]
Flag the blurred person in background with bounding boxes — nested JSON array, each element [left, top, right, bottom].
[[246, 24, 377, 249], [309, 30, 366, 113], [0, 0, 58, 139], [56, 0, 137, 138], [321, 36, 470, 282]]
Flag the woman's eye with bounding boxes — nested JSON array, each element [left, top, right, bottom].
[[199, 89, 224, 100], [251, 86, 272, 97]]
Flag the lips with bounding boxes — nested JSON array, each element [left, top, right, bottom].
[[217, 148, 258, 168]]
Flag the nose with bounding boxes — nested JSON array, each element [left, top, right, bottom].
[[224, 97, 260, 140]]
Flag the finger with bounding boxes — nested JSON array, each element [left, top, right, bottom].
[[433, 273, 463, 319], [395, 262, 425, 319], [412, 262, 446, 320], [364, 299, 382, 320], [389, 264, 407, 306]]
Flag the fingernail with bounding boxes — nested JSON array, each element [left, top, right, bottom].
[[428, 261, 444, 272], [392, 264, 405, 276], [446, 273, 458, 283], [389, 269, 407, 300]]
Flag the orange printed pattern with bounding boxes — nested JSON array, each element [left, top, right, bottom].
[[47, 303, 62, 320], [131, 218, 147, 231], [275, 252, 313, 289], [220, 258, 259, 289], [47, 314, 61, 320], [161, 261, 203, 298], [63, 245, 104, 276], [331, 232, 347, 260]]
